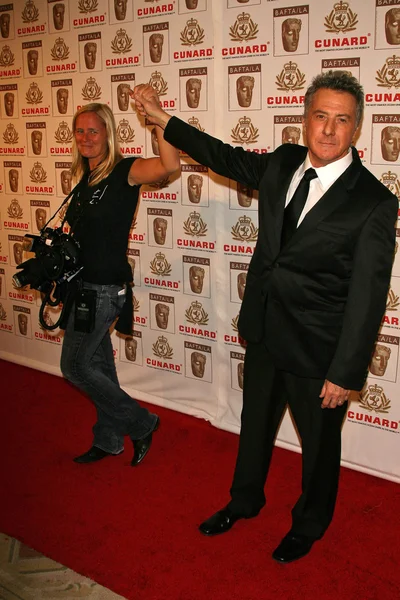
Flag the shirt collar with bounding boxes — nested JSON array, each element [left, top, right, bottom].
[[303, 149, 353, 191]]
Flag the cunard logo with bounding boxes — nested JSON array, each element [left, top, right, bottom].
[[324, 1, 358, 34], [150, 252, 172, 276], [386, 287, 400, 311], [380, 171, 400, 199], [30, 161, 47, 183], [185, 300, 209, 326], [275, 61, 306, 92], [26, 82, 43, 105], [3, 124, 19, 144], [229, 12, 259, 43], [183, 211, 208, 237], [376, 55, 400, 89], [22, 0, 39, 23], [51, 38, 70, 61], [0, 45, 15, 67], [54, 121, 73, 144], [231, 215, 258, 242], [7, 199, 23, 219], [180, 18, 205, 46], [231, 116, 259, 144], [0, 303, 7, 321], [188, 116, 204, 132], [111, 29, 132, 54], [149, 71, 168, 96], [82, 77, 101, 101], [359, 384, 391, 414], [152, 335, 173, 359], [117, 119, 135, 143], [78, 0, 98, 14]]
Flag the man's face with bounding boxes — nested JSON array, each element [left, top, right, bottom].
[[18, 313, 28, 336], [151, 127, 160, 155], [370, 344, 391, 376], [57, 88, 69, 114], [117, 83, 130, 111], [282, 18, 301, 52], [53, 3, 65, 30], [14, 243, 23, 265], [84, 43, 97, 70], [385, 9, 400, 45], [191, 351, 206, 378], [155, 303, 169, 329], [31, 130, 42, 155], [125, 338, 137, 361], [114, 0, 127, 20], [236, 76, 254, 108], [0, 13, 10, 38], [35, 208, 47, 231], [9, 169, 18, 192], [302, 88, 359, 168], [237, 272, 247, 301], [186, 78, 201, 108], [381, 126, 400, 162], [60, 170, 72, 194], [187, 174, 203, 204], [153, 218, 167, 245], [149, 33, 163, 63], [4, 92, 14, 116], [282, 126, 301, 144], [189, 266, 205, 294]]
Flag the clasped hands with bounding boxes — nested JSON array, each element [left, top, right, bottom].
[[129, 84, 162, 124]]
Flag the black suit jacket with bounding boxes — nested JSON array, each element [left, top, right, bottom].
[[164, 117, 398, 390]]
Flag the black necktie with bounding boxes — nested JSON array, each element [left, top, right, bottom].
[[281, 167, 317, 247]]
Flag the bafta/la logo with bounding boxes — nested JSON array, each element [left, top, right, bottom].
[[149, 71, 168, 96], [152, 335, 173, 359], [3, 124, 19, 144], [229, 12, 258, 43], [183, 211, 208, 237], [0, 303, 6, 321], [180, 18, 205, 46], [30, 161, 47, 183], [51, 38, 70, 61], [231, 116, 259, 144], [380, 171, 400, 200], [26, 82, 43, 105], [376, 55, 400, 89], [324, 1, 358, 34], [359, 383, 391, 414], [0, 45, 15, 67], [231, 215, 258, 242], [117, 119, 135, 144], [7, 199, 23, 219], [82, 77, 101, 101], [185, 300, 209, 325], [54, 121, 73, 144], [275, 61, 306, 92], [78, 0, 98, 14], [188, 116, 204, 132], [150, 252, 172, 276], [386, 287, 400, 311], [111, 29, 132, 54], [22, 0, 39, 23]]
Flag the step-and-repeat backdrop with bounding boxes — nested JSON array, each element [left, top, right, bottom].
[[0, 0, 399, 482]]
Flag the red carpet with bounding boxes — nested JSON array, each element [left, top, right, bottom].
[[0, 358, 399, 600]]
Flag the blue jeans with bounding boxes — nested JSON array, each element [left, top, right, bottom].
[[60, 282, 157, 454]]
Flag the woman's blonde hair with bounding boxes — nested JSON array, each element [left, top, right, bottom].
[[71, 103, 123, 187]]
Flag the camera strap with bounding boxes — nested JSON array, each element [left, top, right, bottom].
[[38, 180, 83, 235]]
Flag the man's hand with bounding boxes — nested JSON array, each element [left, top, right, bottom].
[[130, 84, 171, 129], [319, 379, 350, 409]]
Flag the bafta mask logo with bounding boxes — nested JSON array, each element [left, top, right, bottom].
[[0, 45, 15, 68], [4, 91, 14, 117], [376, 55, 400, 88], [117, 119, 135, 143], [82, 77, 101, 101], [229, 12, 258, 42], [191, 351, 206, 378], [54, 121, 73, 143], [13, 242, 24, 265], [151, 126, 160, 155], [152, 335, 173, 359], [189, 265, 205, 294], [180, 18, 205, 46], [185, 0, 198, 9], [187, 174, 203, 204], [186, 78, 201, 108], [27, 49, 38, 75], [127, 256, 135, 278], [114, 0, 127, 21], [380, 171, 400, 200], [60, 170, 72, 195], [324, 1, 358, 34], [117, 83, 131, 111], [237, 272, 247, 301], [183, 211, 208, 237], [84, 42, 97, 70], [381, 126, 400, 162], [0, 13, 10, 39], [111, 28, 132, 54], [150, 252, 172, 276], [281, 18, 302, 53], [31, 130, 42, 155], [231, 215, 258, 242], [359, 383, 391, 413], [56, 88, 69, 114], [231, 116, 259, 145], [22, 0, 39, 24], [153, 217, 168, 245], [51, 37, 70, 61], [155, 303, 169, 329], [9, 169, 19, 192], [237, 361, 244, 389], [149, 71, 168, 96], [35, 207, 47, 231], [3, 123, 19, 144], [7, 198, 23, 219], [282, 125, 301, 145], [369, 344, 391, 377], [185, 300, 209, 325], [26, 82, 43, 105], [18, 312, 28, 335], [149, 33, 164, 63], [385, 8, 400, 45], [53, 3, 65, 30], [236, 181, 253, 207], [275, 61, 306, 91], [125, 337, 137, 361], [236, 75, 254, 108], [0, 303, 7, 320]]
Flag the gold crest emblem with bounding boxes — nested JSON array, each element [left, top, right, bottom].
[[150, 177, 170, 189], [231, 314, 239, 332], [78, 0, 98, 14], [359, 384, 391, 413], [111, 29, 132, 54], [82, 77, 102, 101], [187, 116, 205, 132], [30, 161, 47, 183], [231, 116, 259, 144], [386, 287, 400, 311], [231, 215, 258, 242], [51, 38, 70, 61], [54, 121, 73, 144], [26, 82, 43, 105], [133, 294, 140, 312], [230, 12, 259, 43], [150, 252, 172, 276], [324, 1, 358, 34], [183, 211, 208, 237], [380, 171, 400, 200], [376, 55, 400, 89], [152, 335, 173, 359], [185, 300, 209, 325], [275, 61, 306, 92], [117, 119, 135, 144], [3, 124, 19, 145], [149, 71, 168, 96], [180, 18, 205, 46], [7, 199, 23, 219], [22, 0, 39, 23], [0, 45, 15, 67]]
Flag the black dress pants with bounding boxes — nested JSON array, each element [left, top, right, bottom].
[[228, 341, 347, 540]]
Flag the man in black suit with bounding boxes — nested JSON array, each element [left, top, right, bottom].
[[133, 72, 397, 562]]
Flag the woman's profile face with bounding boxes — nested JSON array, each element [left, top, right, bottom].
[[74, 111, 108, 169]]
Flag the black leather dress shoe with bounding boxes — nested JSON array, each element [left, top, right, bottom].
[[73, 446, 121, 464], [131, 416, 160, 467], [272, 532, 315, 563], [199, 507, 245, 536]]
